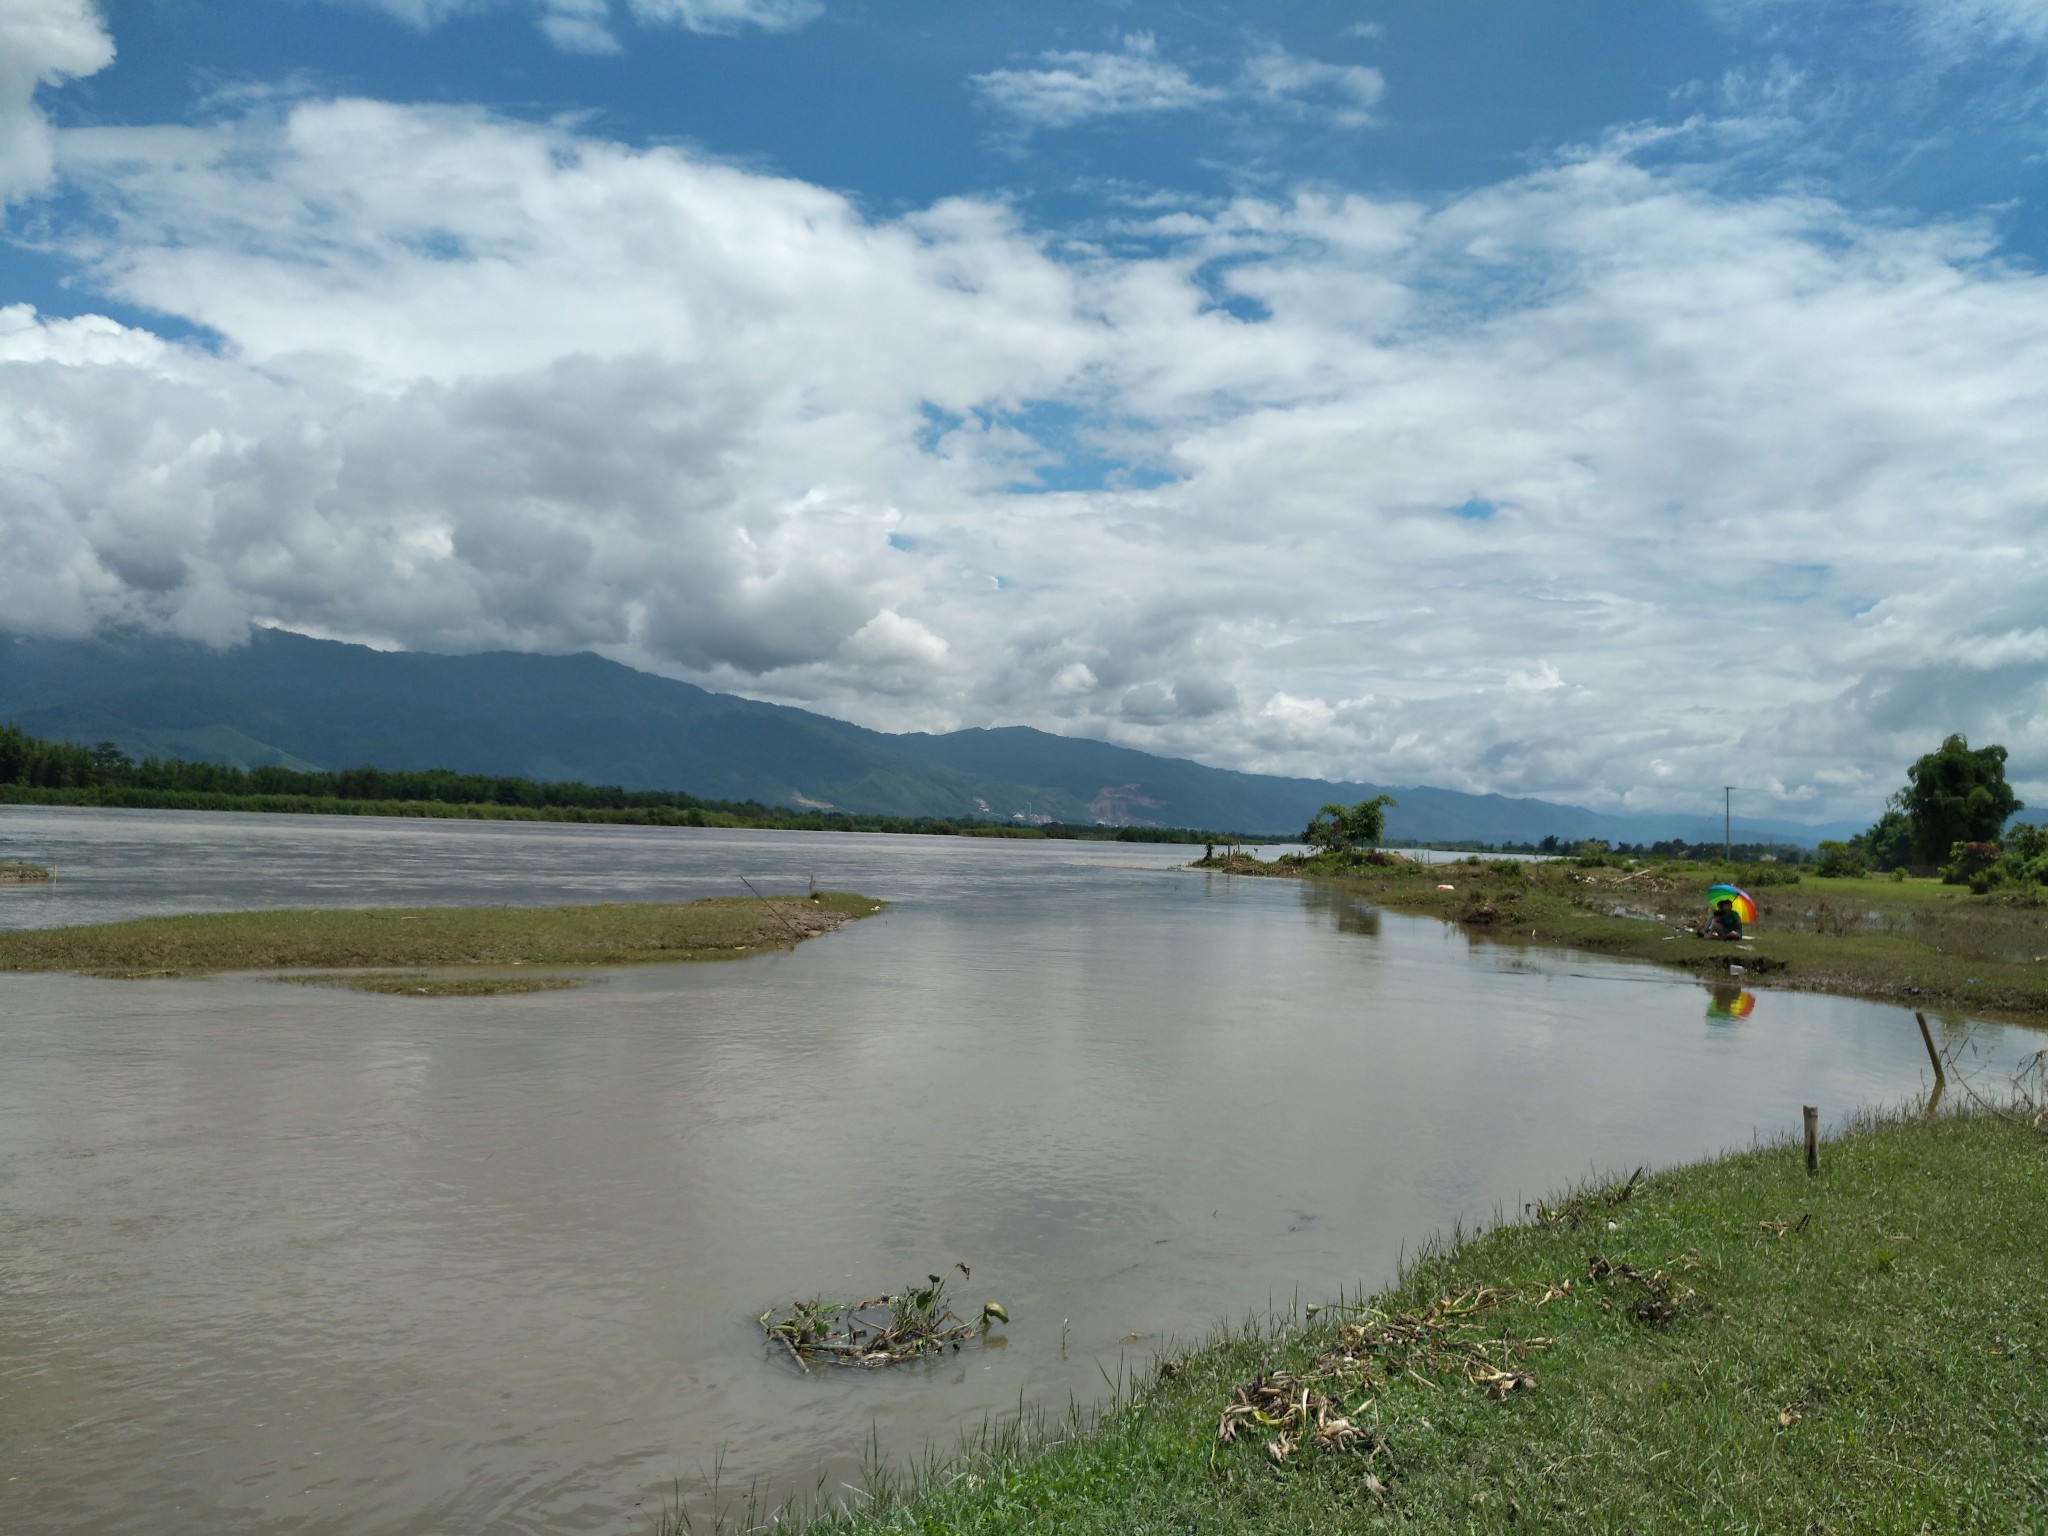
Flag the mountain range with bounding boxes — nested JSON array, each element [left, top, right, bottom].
[[0, 630, 1860, 844]]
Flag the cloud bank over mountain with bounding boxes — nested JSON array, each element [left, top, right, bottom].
[[2, 2, 2045, 824]]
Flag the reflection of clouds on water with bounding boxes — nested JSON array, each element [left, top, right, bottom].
[[1298, 882, 1381, 939], [1706, 985, 1757, 1025]]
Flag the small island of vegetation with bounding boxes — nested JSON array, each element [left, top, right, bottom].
[[1, 858, 52, 882], [0, 891, 882, 991]]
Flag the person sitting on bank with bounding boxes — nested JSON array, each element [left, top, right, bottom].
[[1702, 898, 1743, 941]]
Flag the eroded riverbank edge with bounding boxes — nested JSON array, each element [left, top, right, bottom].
[[762, 1108, 2046, 1534], [0, 891, 883, 987]]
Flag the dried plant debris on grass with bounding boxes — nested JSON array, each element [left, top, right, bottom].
[[1215, 1371, 1390, 1482], [760, 1264, 1008, 1370], [1220, 1283, 1563, 1470], [1526, 1165, 1643, 1227], [1219, 1254, 1707, 1470], [1752, 1213, 1812, 1240], [1582, 1252, 1705, 1326]]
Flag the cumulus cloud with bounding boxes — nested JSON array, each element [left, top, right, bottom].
[[11, 96, 2048, 820], [972, 36, 1381, 133], [0, 0, 113, 204]]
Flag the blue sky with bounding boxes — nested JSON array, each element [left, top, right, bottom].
[[5, 0, 2048, 822]]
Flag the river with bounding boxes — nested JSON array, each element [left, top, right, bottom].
[[0, 808, 2030, 1532]]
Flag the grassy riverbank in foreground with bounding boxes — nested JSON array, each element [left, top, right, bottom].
[[0, 892, 881, 982], [764, 1109, 2045, 1534], [1202, 852, 2048, 1021]]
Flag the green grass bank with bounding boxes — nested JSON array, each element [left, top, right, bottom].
[[1198, 852, 2048, 1021], [0, 892, 881, 980], [762, 1110, 2046, 1535]]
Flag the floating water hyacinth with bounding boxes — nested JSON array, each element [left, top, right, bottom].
[[759, 1263, 1008, 1370]]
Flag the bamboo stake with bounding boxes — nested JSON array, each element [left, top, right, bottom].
[[1914, 1011, 1946, 1087]]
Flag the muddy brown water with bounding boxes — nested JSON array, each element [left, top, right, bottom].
[[2, 808, 2040, 1533]]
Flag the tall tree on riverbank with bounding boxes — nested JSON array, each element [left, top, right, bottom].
[[1896, 734, 2022, 865]]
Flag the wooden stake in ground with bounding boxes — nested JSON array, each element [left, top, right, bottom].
[[1803, 1105, 1820, 1176], [1914, 1011, 1946, 1087]]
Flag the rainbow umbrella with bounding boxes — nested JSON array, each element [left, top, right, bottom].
[[1707, 989, 1757, 1023], [1707, 883, 1758, 924]]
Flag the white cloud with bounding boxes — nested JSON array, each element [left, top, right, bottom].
[[1240, 46, 1384, 127], [0, 0, 113, 204], [625, 0, 821, 34], [326, 0, 817, 51], [971, 34, 1222, 130], [973, 36, 1381, 133], [540, 0, 622, 54], [1911, 0, 2048, 41], [10, 98, 2048, 820]]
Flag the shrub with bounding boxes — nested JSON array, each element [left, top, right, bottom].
[[1943, 840, 2003, 890], [1814, 840, 1868, 878]]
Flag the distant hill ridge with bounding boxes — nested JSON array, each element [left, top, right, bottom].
[[0, 630, 1851, 844]]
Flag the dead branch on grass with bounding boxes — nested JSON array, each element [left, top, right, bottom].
[[1936, 1028, 2048, 1136]]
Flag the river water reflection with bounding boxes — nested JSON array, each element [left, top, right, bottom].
[[1, 809, 2034, 1533]]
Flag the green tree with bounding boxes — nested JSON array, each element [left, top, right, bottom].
[[1850, 808, 1914, 872], [1303, 794, 1397, 855], [90, 741, 135, 783], [1898, 735, 2022, 866]]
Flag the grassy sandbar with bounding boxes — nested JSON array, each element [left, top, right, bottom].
[[1, 859, 52, 882], [0, 892, 882, 978]]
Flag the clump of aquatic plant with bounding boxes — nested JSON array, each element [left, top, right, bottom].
[[759, 1263, 1007, 1370]]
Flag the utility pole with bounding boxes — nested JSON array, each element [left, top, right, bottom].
[[1724, 786, 1733, 863]]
